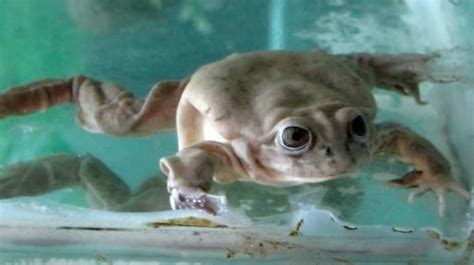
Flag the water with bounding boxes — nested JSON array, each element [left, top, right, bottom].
[[0, 0, 473, 263]]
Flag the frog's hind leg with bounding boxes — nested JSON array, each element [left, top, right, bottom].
[[0, 77, 187, 136], [0, 79, 74, 118], [341, 53, 454, 104], [73, 77, 188, 136], [0, 154, 132, 211]]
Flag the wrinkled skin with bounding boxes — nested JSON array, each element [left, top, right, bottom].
[[0, 50, 469, 215]]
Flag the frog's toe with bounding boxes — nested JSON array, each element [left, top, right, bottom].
[[389, 170, 470, 216], [434, 182, 470, 216], [387, 170, 422, 188], [448, 181, 470, 200], [408, 185, 429, 203], [433, 188, 447, 217], [169, 188, 225, 215]]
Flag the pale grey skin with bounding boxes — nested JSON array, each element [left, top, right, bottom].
[[0, 50, 469, 215]]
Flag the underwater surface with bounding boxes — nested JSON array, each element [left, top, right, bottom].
[[0, 0, 473, 264]]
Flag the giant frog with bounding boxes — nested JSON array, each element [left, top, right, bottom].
[[0, 51, 469, 215]]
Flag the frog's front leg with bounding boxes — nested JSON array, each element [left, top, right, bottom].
[[374, 123, 470, 216], [160, 142, 242, 214]]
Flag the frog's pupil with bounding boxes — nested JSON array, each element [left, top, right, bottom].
[[292, 129, 305, 141], [283, 127, 309, 148], [351, 115, 366, 137]]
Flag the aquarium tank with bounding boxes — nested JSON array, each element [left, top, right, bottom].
[[0, 0, 473, 264]]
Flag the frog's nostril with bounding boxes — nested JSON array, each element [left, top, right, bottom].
[[325, 146, 333, 157]]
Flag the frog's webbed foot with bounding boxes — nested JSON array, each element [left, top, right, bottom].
[[169, 186, 226, 215], [161, 143, 240, 215], [388, 170, 470, 216], [375, 122, 470, 216]]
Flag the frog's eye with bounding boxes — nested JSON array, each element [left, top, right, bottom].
[[350, 115, 368, 141], [278, 126, 312, 152]]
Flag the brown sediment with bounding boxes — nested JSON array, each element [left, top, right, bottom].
[[147, 216, 228, 228]]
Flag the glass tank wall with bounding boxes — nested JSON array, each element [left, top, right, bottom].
[[0, 0, 473, 264]]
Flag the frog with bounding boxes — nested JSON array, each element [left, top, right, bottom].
[[0, 50, 469, 215]]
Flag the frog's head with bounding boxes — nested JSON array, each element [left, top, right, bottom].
[[257, 106, 375, 184]]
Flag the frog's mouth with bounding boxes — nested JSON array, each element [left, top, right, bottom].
[[329, 166, 360, 178], [257, 170, 358, 187], [300, 165, 362, 183], [291, 171, 356, 184], [253, 148, 365, 186]]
